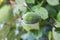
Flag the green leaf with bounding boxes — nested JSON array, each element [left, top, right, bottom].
[[45, 5, 57, 18], [52, 28, 60, 40], [38, 7, 48, 20], [57, 11, 60, 21], [32, 6, 48, 20], [55, 21, 60, 27], [32, 4, 41, 11], [54, 5, 60, 11], [46, 0, 59, 6], [25, 0, 35, 4], [15, 0, 27, 12], [0, 25, 10, 39], [48, 31, 52, 40], [7, 28, 15, 40], [0, 5, 13, 23], [21, 20, 39, 31]]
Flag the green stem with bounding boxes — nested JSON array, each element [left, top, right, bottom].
[[37, 0, 45, 7]]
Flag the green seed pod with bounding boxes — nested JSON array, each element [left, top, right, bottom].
[[21, 12, 40, 31], [23, 12, 40, 24]]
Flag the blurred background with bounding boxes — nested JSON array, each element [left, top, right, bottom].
[[0, 0, 60, 40]]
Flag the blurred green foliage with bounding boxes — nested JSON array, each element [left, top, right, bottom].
[[0, 0, 60, 40]]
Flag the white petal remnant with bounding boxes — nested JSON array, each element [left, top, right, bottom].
[[5, 37, 8, 40], [0, 23, 4, 30], [15, 29, 19, 35]]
